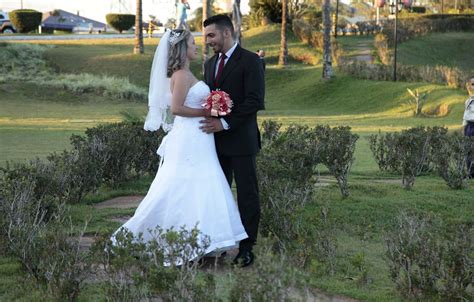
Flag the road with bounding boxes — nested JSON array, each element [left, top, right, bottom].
[[0, 32, 202, 41]]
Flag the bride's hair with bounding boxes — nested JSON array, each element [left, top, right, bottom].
[[167, 29, 192, 77]]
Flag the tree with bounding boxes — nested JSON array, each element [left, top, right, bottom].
[[232, 0, 243, 45], [133, 0, 144, 55], [202, 0, 211, 74], [322, 0, 333, 79], [278, 0, 288, 66]]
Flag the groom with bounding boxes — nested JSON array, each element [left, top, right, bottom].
[[200, 14, 265, 267]]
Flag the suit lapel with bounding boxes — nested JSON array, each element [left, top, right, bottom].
[[206, 55, 218, 90], [216, 45, 242, 87]]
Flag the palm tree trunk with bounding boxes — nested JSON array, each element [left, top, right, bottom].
[[322, 0, 333, 79], [278, 0, 288, 66], [202, 0, 211, 74], [232, 0, 242, 45], [133, 0, 144, 54]]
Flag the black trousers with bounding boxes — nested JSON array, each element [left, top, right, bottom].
[[218, 154, 260, 252]]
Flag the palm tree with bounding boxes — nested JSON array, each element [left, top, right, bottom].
[[232, 0, 242, 45], [133, 0, 144, 54], [278, 0, 288, 66], [322, 0, 332, 79], [202, 0, 211, 73]]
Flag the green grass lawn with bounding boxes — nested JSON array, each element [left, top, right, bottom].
[[397, 32, 474, 71], [1, 25, 473, 301]]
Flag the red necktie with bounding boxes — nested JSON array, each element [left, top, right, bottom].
[[214, 53, 227, 86]]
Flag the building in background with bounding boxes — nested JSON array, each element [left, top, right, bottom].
[[41, 9, 106, 33]]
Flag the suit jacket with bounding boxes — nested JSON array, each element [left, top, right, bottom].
[[204, 45, 265, 156]]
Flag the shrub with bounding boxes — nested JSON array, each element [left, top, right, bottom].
[[431, 133, 474, 189], [76, 122, 163, 188], [0, 160, 63, 217], [94, 225, 213, 301], [0, 43, 52, 81], [0, 175, 91, 301], [257, 124, 317, 251], [229, 237, 301, 301], [369, 127, 438, 188], [368, 131, 401, 173], [386, 212, 443, 298], [313, 125, 359, 198], [39, 73, 147, 101], [106, 14, 135, 33], [386, 212, 473, 300], [47, 146, 104, 204], [8, 9, 42, 33]]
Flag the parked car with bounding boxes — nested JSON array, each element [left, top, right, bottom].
[[0, 12, 16, 33]]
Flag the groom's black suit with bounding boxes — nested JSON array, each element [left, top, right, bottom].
[[204, 44, 265, 252]]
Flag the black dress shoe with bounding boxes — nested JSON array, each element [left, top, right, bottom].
[[232, 250, 254, 267]]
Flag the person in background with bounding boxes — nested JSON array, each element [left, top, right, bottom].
[[256, 49, 266, 71], [176, 0, 190, 30], [462, 77, 474, 177]]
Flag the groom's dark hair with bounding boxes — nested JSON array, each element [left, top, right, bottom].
[[203, 14, 234, 35]]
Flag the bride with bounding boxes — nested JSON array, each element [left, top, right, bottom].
[[111, 29, 248, 259]]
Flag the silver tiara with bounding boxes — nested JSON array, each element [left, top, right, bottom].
[[168, 30, 183, 45]]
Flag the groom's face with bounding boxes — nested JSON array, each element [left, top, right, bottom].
[[204, 24, 225, 53]]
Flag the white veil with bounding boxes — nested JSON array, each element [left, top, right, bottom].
[[144, 30, 174, 132]]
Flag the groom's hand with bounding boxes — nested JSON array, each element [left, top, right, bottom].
[[200, 117, 224, 133]]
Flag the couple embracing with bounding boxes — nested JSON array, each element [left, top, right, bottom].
[[113, 14, 265, 267]]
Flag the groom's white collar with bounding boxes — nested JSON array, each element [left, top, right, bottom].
[[220, 42, 238, 60]]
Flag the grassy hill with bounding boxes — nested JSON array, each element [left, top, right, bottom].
[[397, 32, 474, 71], [1, 26, 468, 166], [1, 26, 473, 302]]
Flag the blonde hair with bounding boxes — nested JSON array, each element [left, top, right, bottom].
[[167, 29, 192, 77], [467, 77, 474, 96]]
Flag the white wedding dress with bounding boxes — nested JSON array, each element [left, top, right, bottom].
[[113, 81, 248, 257]]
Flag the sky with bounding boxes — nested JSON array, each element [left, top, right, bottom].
[[0, 0, 251, 24]]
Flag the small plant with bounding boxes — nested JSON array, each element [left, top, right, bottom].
[[385, 212, 473, 300], [228, 237, 302, 301], [313, 125, 359, 197], [94, 225, 213, 301], [406, 88, 428, 116]]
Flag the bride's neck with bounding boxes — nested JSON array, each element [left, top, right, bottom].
[[183, 60, 190, 70]]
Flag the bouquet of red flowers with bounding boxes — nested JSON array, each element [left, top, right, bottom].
[[202, 90, 233, 117]]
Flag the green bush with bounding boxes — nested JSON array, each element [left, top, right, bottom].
[[8, 9, 42, 33], [106, 14, 135, 33], [430, 133, 474, 189], [94, 225, 213, 301], [0, 175, 91, 301], [77, 122, 163, 187], [369, 127, 433, 189], [313, 125, 359, 198], [41, 73, 147, 101], [386, 212, 473, 300]]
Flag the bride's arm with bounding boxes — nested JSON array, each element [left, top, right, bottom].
[[170, 71, 210, 117]]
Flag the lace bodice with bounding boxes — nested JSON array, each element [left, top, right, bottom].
[[184, 81, 210, 109]]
